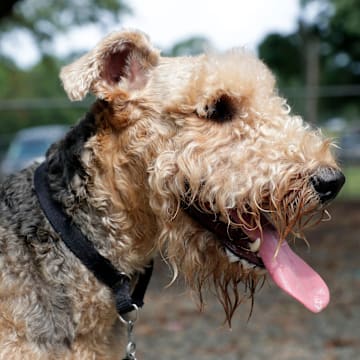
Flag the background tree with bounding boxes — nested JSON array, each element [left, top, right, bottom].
[[0, 0, 130, 57], [258, 0, 360, 124], [0, 0, 21, 20], [0, 0, 130, 143], [164, 36, 212, 57]]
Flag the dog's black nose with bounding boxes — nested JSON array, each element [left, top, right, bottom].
[[311, 168, 345, 203]]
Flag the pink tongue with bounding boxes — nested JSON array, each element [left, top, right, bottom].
[[246, 226, 329, 313]]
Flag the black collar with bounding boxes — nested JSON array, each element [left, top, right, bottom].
[[34, 162, 153, 316]]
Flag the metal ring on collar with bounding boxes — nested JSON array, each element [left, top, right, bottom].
[[118, 303, 139, 325]]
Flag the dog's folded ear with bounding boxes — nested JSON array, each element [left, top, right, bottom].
[[60, 30, 160, 101]]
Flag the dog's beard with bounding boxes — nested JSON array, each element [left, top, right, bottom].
[[153, 171, 330, 322], [157, 218, 264, 325]]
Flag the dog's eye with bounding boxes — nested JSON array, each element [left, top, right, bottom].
[[205, 95, 235, 122]]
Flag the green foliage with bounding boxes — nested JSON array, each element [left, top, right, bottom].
[[0, 0, 130, 136], [1, 0, 130, 54], [258, 33, 303, 88], [164, 36, 212, 57], [0, 55, 88, 134], [258, 0, 360, 123], [331, 0, 360, 36]]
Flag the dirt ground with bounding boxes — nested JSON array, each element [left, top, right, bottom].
[[133, 200, 360, 360]]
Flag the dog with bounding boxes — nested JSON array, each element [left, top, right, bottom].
[[0, 30, 345, 359]]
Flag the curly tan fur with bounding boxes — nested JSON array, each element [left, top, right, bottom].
[[0, 30, 343, 358]]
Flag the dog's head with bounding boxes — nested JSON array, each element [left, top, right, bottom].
[[61, 30, 344, 322]]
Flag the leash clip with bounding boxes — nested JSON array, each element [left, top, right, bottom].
[[119, 304, 139, 360]]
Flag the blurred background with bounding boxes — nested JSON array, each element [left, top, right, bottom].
[[0, 0, 359, 359]]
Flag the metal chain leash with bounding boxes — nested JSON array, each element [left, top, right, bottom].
[[119, 305, 139, 360]]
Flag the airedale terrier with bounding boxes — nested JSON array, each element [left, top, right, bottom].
[[0, 30, 344, 359]]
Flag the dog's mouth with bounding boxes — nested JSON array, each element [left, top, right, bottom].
[[181, 202, 330, 313], [182, 204, 265, 269]]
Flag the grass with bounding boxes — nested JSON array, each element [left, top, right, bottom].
[[339, 165, 360, 199]]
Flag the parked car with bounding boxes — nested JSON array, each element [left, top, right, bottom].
[[0, 125, 68, 176], [338, 130, 360, 164]]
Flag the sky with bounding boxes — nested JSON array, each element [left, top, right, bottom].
[[3, 0, 301, 68], [119, 0, 301, 52]]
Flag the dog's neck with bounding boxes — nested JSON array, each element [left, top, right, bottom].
[[34, 161, 154, 316], [45, 104, 159, 275]]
